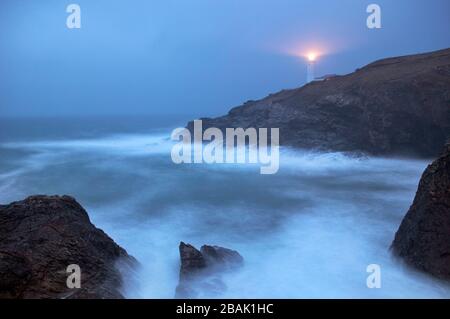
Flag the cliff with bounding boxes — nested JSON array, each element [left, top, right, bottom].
[[189, 48, 450, 157]]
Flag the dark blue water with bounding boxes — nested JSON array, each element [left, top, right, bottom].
[[1, 116, 449, 298]]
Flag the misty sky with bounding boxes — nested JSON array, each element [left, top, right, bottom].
[[0, 0, 449, 118]]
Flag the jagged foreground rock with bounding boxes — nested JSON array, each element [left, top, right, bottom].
[[392, 143, 450, 280], [175, 242, 243, 298], [0, 195, 137, 298], [189, 48, 450, 157]]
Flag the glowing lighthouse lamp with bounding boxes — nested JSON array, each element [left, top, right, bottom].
[[306, 52, 317, 83]]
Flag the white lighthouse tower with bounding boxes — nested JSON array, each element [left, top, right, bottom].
[[306, 53, 317, 83]]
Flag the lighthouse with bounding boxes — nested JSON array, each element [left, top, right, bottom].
[[306, 52, 316, 83]]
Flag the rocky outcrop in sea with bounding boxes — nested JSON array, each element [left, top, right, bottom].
[[175, 242, 243, 298], [392, 142, 450, 280]]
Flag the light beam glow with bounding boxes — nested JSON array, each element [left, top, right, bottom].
[[307, 52, 317, 62]]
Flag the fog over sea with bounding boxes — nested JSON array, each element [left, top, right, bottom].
[[1, 116, 449, 298]]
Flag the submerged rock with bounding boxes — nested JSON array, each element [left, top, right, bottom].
[[0, 195, 137, 299], [392, 143, 450, 280], [175, 242, 243, 298]]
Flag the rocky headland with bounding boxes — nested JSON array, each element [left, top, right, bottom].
[[188, 48, 450, 157]]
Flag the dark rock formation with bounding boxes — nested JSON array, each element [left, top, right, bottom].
[[178, 242, 207, 280], [200, 245, 244, 270], [175, 242, 243, 298], [0, 195, 137, 299], [392, 143, 450, 280], [188, 48, 450, 157]]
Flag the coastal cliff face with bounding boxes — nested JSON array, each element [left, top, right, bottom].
[[0, 195, 136, 299], [392, 143, 450, 280], [189, 48, 450, 157]]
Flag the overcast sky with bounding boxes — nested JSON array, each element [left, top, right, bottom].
[[0, 0, 449, 118]]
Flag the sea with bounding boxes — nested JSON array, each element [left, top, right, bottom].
[[1, 115, 449, 298]]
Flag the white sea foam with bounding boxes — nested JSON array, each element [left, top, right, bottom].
[[2, 134, 172, 156], [1, 133, 449, 298]]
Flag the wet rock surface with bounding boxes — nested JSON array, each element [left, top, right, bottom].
[[392, 143, 450, 280], [175, 242, 243, 298], [0, 195, 137, 299]]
